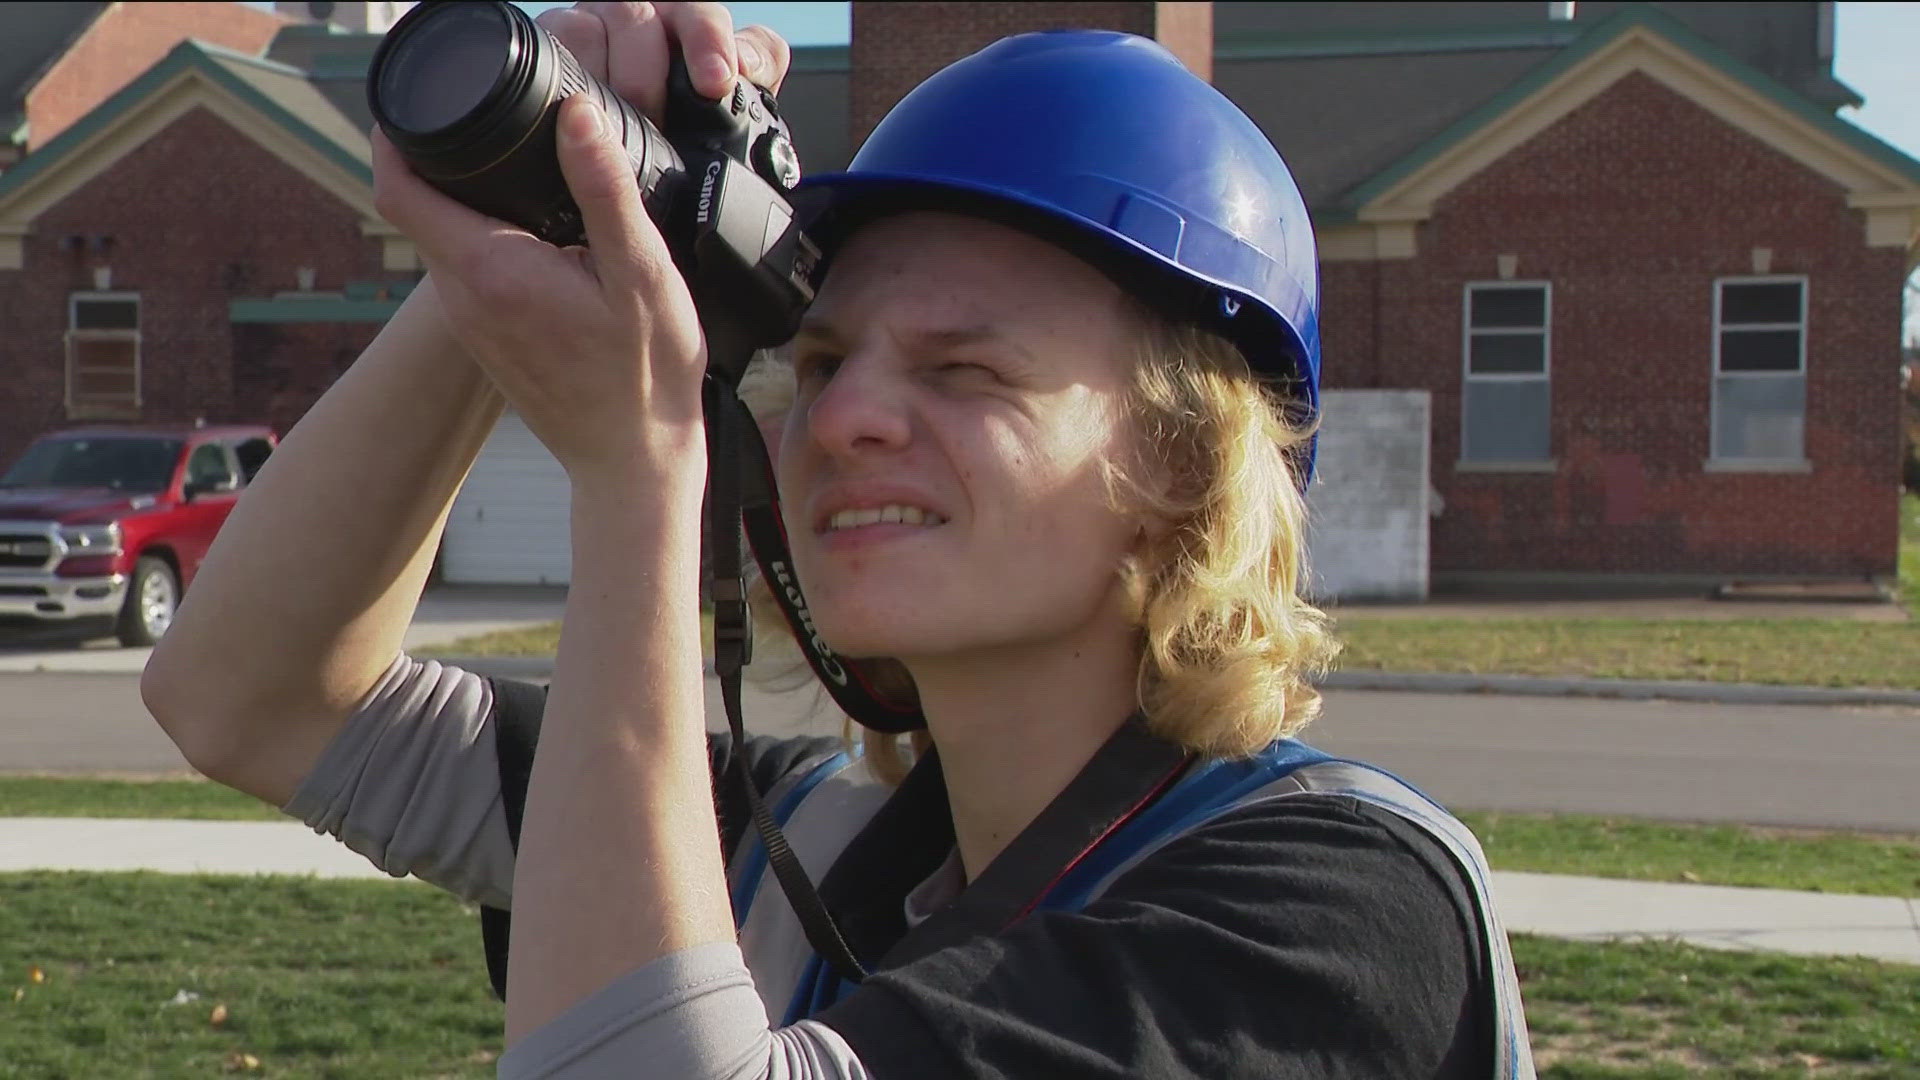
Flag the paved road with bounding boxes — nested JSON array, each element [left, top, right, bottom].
[[4, 671, 1917, 829]]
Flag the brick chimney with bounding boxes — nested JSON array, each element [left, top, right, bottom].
[[849, 2, 1212, 149]]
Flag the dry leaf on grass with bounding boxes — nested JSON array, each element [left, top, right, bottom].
[[223, 1051, 261, 1072]]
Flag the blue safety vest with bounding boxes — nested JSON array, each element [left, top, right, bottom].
[[729, 738, 1538, 1080]]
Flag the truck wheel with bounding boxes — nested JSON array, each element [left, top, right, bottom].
[[116, 556, 179, 647]]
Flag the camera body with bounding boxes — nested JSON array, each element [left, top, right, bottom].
[[367, 0, 817, 381]]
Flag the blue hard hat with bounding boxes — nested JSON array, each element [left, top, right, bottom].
[[795, 30, 1322, 470]]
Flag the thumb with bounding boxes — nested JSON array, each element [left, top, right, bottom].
[[555, 94, 670, 289]]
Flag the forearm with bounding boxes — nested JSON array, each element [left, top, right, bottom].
[[143, 277, 503, 803], [505, 470, 731, 1042]]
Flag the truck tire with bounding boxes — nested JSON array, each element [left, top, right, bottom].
[[116, 555, 179, 647]]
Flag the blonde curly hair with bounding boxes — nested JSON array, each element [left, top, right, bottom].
[[737, 307, 1340, 784]]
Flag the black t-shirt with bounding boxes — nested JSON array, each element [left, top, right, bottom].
[[489, 678, 1494, 1079]]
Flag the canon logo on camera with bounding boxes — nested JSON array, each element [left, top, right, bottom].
[[696, 160, 723, 224]]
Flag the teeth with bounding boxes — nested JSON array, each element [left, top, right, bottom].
[[828, 505, 946, 531]]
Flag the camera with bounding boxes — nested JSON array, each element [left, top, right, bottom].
[[367, 0, 818, 380]]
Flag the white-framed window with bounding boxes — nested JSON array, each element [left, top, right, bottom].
[[66, 292, 141, 417], [1460, 281, 1551, 464], [1712, 276, 1806, 465]]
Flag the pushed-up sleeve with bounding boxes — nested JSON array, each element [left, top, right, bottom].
[[283, 654, 521, 909]]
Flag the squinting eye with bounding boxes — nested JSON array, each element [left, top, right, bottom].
[[794, 353, 842, 386], [938, 361, 996, 379]]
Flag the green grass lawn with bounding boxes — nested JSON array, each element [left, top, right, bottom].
[[0, 872, 1911, 1078], [1334, 616, 1920, 689], [0, 873, 501, 1078], [7, 776, 1917, 899], [1339, 494, 1920, 689], [0, 777, 280, 821], [1456, 811, 1920, 898], [1517, 934, 1919, 1078]]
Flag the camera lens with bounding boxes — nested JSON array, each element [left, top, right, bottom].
[[369, 1, 683, 247], [376, 3, 512, 135]]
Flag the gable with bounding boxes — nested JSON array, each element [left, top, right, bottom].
[[0, 42, 411, 271], [1324, 9, 1920, 261]]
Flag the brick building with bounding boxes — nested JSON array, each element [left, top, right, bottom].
[[0, 1, 1915, 590]]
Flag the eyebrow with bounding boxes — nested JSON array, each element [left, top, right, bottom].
[[793, 319, 1037, 364]]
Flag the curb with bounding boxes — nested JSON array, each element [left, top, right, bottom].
[[1321, 670, 1920, 709], [436, 655, 1920, 710]]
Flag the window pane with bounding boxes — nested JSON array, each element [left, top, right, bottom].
[[187, 445, 236, 485], [73, 298, 138, 330], [1714, 374, 1804, 460], [1469, 332, 1546, 374], [1720, 282, 1801, 325], [70, 336, 136, 370], [73, 370, 137, 396], [1470, 287, 1546, 329], [1720, 328, 1801, 372], [1463, 378, 1550, 461]]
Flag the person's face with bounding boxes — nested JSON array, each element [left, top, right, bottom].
[[775, 211, 1146, 664]]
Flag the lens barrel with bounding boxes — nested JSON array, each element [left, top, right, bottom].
[[368, 1, 684, 247]]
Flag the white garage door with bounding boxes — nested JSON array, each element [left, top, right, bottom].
[[440, 411, 572, 585]]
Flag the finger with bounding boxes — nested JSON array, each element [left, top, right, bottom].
[[584, 0, 670, 122], [734, 25, 790, 94], [538, 7, 609, 85], [371, 128, 513, 274], [658, 1, 737, 99], [554, 94, 673, 296]]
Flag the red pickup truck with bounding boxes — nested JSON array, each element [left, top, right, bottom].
[[0, 424, 275, 646]]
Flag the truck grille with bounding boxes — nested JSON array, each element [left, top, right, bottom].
[[0, 529, 58, 570]]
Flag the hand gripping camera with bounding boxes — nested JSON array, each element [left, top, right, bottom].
[[367, 0, 873, 989], [367, 0, 818, 382]]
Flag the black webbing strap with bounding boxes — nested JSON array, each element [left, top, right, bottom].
[[730, 399, 925, 735], [476, 376, 873, 1001], [481, 676, 549, 1001], [707, 375, 869, 986]]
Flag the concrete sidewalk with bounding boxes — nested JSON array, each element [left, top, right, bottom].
[[2, 817, 1915, 967]]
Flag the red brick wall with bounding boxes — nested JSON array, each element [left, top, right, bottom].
[[850, 2, 1211, 146], [1321, 72, 1906, 578], [0, 107, 384, 467], [26, 3, 287, 151]]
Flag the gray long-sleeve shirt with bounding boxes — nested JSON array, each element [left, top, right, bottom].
[[283, 654, 872, 1079]]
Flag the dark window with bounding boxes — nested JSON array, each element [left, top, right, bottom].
[[1714, 278, 1806, 462], [67, 293, 141, 417], [1462, 282, 1551, 462], [232, 438, 273, 482]]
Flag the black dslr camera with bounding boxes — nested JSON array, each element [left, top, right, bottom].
[[367, 0, 818, 382]]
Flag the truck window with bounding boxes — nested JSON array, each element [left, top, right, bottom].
[[232, 438, 273, 483], [185, 444, 239, 491], [0, 436, 181, 492]]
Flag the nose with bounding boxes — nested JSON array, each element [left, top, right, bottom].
[[801, 351, 911, 459]]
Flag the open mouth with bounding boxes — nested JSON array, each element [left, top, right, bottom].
[[825, 504, 948, 532]]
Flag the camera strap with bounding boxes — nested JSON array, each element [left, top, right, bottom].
[[705, 374, 870, 986]]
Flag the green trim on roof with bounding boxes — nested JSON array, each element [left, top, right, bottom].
[[229, 297, 400, 323], [788, 44, 848, 74], [1338, 3, 1920, 213], [0, 38, 370, 207], [1215, 22, 1580, 62]]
